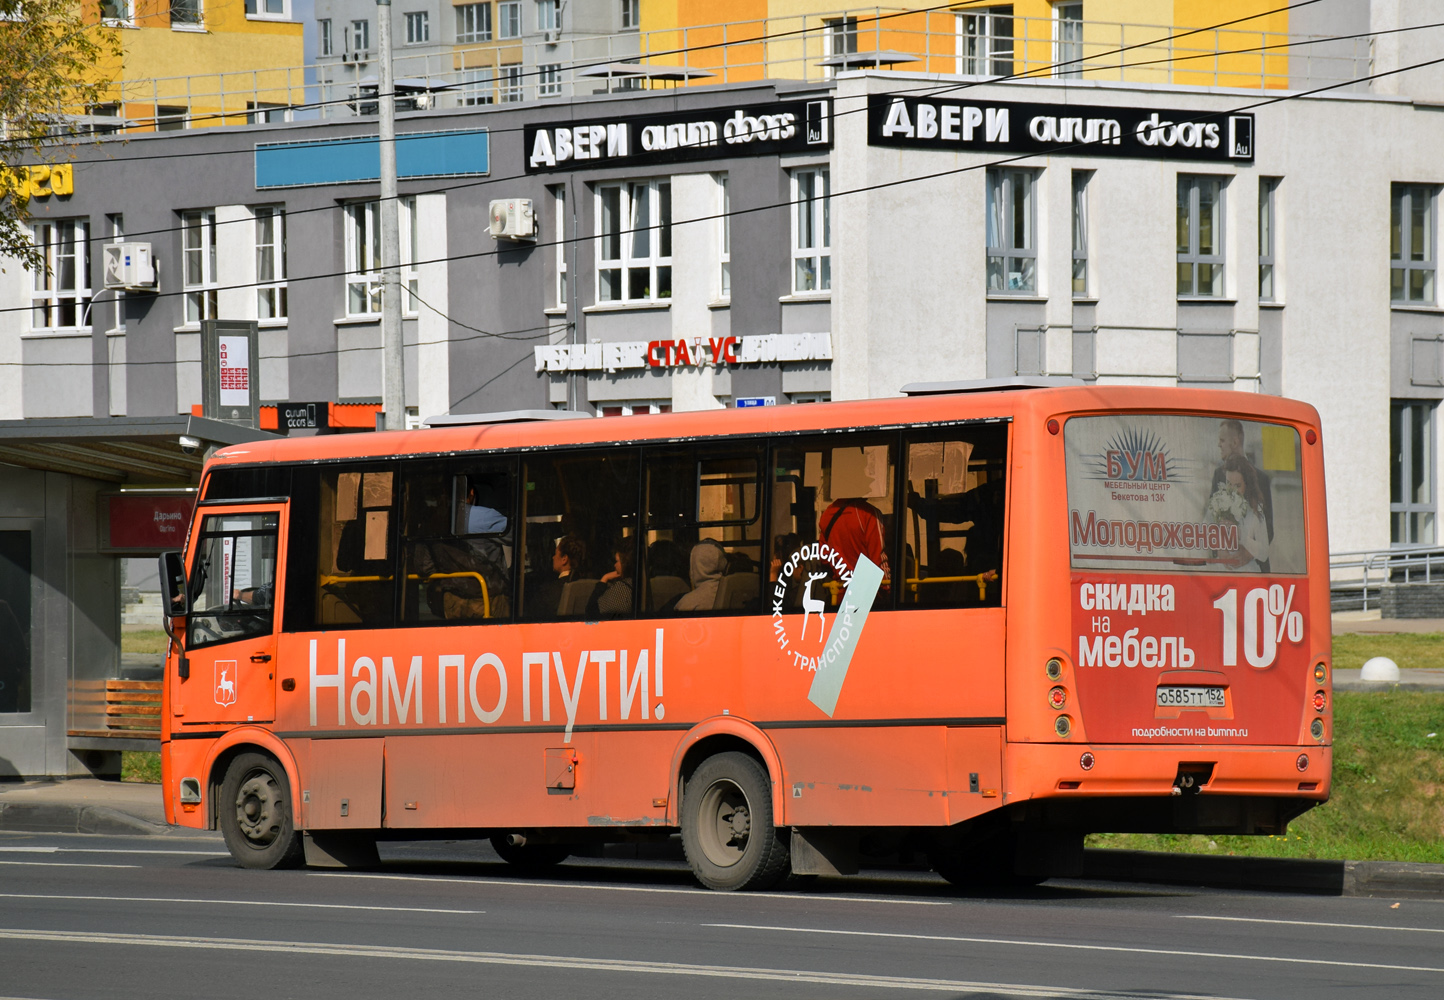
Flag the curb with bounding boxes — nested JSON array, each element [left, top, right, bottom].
[[1078, 849, 1444, 899], [0, 801, 173, 837], [1333, 681, 1444, 693]]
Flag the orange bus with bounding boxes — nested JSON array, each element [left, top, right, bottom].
[[158, 383, 1332, 889]]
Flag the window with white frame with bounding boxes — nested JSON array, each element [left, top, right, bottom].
[[538, 63, 561, 96], [498, 1, 521, 38], [345, 198, 418, 316], [182, 209, 217, 325], [536, 0, 560, 32], [596, 180, 672, 303], [171, 0, 202, 27], [256, 206, 287, 320], [1177, 174, 1225, 297], [791, 167, 830, 294], [1392, 182, 1436, 304], [598, 401, 671, 417], [957, 5, 1013, 76], [349, 19, 370, 53], [551, 184, 567, 307], [1054, 2, 1082, 78], [1071, 170, 1089, 296], [405, 11, 429, 43], [1392, 400, 1437, 545], [717, 173, 731, 299], [244, 0, 287, 17], [500, 64, 523, 102], [456, 3, 491, 42], [319, 18, 332, 55], [620, 0, 638, 30], [824, 16, 857, 77], [1259, 176, 1279, 302], [105, 213, 125, 332], [100, 0, 133, 24], [30, 218, 90, 330], [986, 167, 1036, 294], [461, 68, 494, 105]]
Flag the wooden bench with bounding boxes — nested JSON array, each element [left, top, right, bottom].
[[69, 680, 162, 741]]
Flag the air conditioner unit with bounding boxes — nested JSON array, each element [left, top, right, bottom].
[[543, 30, 558, 43], [102, 242, 156, 290], [489, 198, 536, 240]]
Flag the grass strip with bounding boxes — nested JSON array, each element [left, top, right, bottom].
[[1088, 691, 1444, 863]]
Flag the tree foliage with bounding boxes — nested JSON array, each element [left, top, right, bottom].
[[0, 0, 119, 271]]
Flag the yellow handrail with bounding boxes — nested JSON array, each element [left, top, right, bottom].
[[319, 572, 491, 618]]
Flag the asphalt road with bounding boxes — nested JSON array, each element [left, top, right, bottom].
[[1, 831, 1441, 1000]]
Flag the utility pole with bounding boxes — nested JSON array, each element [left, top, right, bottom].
[[377, 0, 406, 430]]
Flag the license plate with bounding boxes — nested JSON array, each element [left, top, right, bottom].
[[1156, 685, 1225, 708]]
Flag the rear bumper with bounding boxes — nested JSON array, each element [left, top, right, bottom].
[[1006, 741, 1331, 801]]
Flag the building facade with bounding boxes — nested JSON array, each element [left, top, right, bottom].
[[4, 10, 1444, 771]]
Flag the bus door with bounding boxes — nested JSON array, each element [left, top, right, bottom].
[[179, 504, 286, 726]]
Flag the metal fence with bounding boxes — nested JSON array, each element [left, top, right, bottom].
[[1329, 545, 1444, 612], [88, 7, 1372, 132]]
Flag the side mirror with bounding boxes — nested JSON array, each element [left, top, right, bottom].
[[159, 550, 188, 617]]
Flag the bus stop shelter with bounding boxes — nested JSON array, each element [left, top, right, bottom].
[[0, 415, 276, 779]]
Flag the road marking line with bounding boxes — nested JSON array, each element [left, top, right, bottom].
[[308, 872, 950, 906], [0, 848, 57, 854], [0, 862, 139, 869], [0, 928, 1256, 998], [1180, 915, 1444, 935], [0, 894, 482, 915], [702, 923, 1444, 975]]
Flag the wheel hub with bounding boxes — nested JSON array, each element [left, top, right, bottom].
[[696, 779, 752, 868], [235, 771, 281, 847]]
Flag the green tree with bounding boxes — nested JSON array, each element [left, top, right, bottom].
[[0, 0, 118, 272]]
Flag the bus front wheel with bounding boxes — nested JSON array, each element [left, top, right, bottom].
[[489, 835, 571, 869], [681, 752, 790, 891], [218, 752, 305, 870]]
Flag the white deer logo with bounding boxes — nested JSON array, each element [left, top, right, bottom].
[[215, 663, 236, 706], [800, 572, 828, 641]]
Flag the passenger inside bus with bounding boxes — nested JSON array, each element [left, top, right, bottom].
[[901, 428, 1007, 608], [674, 540, 728, 612], [402, 469, 514, 622], [588, 542, 635, 617]]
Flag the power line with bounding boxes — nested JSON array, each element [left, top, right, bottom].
[[2, 2, 1392, 256], [4, 32, 1442, 320]]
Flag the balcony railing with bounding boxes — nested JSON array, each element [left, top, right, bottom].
[[84, 7, 1372, 133], [1330, 545, 1444, 612]]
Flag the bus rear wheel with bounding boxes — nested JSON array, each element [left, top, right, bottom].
[[681, 752, 790, 891], [218, 752, 305, 870]]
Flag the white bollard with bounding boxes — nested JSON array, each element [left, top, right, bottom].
[[1360, 656, 1401, 682]]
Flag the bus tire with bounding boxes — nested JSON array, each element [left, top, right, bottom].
[[681, 751, 790, 891], [489, 835, 571, 870], [218, 752, 304, 870]]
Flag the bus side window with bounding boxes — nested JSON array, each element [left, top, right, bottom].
[[901, 425, 1008, 609], [398, 460, 516, 624], [642, 445, 763, 615], [519, 449, 639, 622], [770, 434, 897, 613], [315, 465, 398, 627]]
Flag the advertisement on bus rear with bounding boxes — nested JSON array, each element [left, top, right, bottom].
[[1065, 415, 1311, 745]]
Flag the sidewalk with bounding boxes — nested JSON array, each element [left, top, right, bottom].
[[0, 778, 176, 836], [1330, 613, 1444, 691], [1332, 612, 1444, 635]]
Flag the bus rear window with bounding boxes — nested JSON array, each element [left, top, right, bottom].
[[1065, 414, 1304, 574]]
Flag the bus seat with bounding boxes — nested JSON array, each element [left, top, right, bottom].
[[649, 575, 688, 610], [557, 579, 602, 616], [714, 572, 759, 611]]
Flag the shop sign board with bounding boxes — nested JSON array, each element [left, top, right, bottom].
[[99, 493, 197, 554], [534, 333, 831, 374], [201, 320, 260, 427], [868, 95, 1254, 162], [279, 401, 329, 433], [525, 99, 832, 173]]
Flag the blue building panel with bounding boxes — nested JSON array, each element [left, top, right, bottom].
[[255, 129, 490, 189]]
